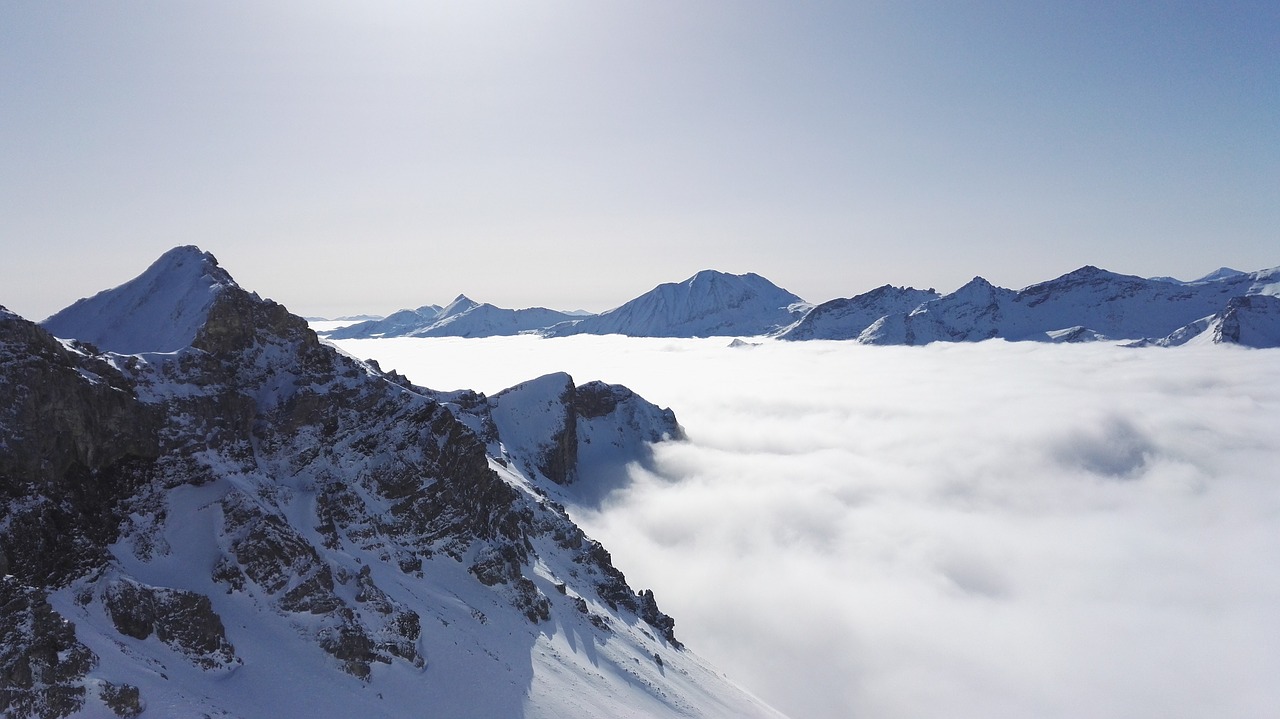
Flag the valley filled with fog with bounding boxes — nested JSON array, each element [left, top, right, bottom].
[[329, 335, 1280, 719]]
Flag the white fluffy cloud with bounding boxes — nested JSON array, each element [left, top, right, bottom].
[[333, 336, 1280, 719]]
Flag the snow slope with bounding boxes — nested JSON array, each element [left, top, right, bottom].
[[544, 270, 806, 338], [777, 285, 939, 341], [1155, 294, 1280, 348], [41, 246, 237, 353]]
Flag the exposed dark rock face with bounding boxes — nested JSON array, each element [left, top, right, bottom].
[[638, 589, 681, 648], [0, 309, 161, 588], [102, 580, 238, 670], [0, 577, 96, 719], [98, 682, 143, 718]]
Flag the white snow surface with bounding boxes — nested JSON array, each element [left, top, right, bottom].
[[41, 246, 237, 353]]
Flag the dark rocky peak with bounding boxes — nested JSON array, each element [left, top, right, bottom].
[[42, 246, 237, 354]]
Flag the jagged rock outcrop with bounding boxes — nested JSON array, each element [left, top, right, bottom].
[[101, 579, 238, 671], [0, 577, 98, 719]]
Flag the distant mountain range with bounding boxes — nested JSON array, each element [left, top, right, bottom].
[[327, 295, 581, 339], [6, 246, 786, 719], [315, 264, 1280, 348]]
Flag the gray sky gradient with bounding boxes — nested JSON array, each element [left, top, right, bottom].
[[2, 1, 1277, 320]]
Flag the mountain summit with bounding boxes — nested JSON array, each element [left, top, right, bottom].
[[42, 246, 238, 353], [4, 247, 786, 719], [544, 270, 807, 338]]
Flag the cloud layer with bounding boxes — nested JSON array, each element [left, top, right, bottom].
[[333, 336, 1280, 719]]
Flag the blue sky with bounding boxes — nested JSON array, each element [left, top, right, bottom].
[[2, 1, 1276, 319]]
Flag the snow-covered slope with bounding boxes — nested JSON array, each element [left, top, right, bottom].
[[777, 285, 939, 340], [1154, 294, 1280, 348], [858, 276, 1017, 344], [1, 250, 786, 719], [479, 372, 682, 505], [1151, 266, 1248, 285], [324, 304, 446, 339], [326, 295, 580, 339], [41, 246, 237, 353], [859, 265, 1280, 345], [544, 270, 806, 338]]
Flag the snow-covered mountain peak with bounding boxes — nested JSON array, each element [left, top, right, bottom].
[[439, 294, 481, 318], [543, 270, 805, 338], [1039, 265, 1127, 285], [1193, 267, 1247, 284], [775, 284, 939, 341], [41, 245, 239, 354], [948, 275, 1010, 301]]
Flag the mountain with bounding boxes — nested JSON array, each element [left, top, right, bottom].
[[776, 285, 940, 341], [858, 265, 1280, 346], [3, 249, 786, 719], [323, 304, 447, 339], [1153, 294, 1280, 348], [326, 296, 580, 339], [41, 246, 237, 353], [543, 270, 807, 338], [1150, 267, 1248, 285]]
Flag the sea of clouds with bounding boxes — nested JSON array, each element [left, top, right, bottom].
[[330, 335, 1280, 719]]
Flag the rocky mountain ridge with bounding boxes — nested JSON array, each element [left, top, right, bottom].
[[328, 294, 580, 340], [315, 263, 1280, 346], [854, 265, 1280, 346], [1, 247, 784, 719]]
